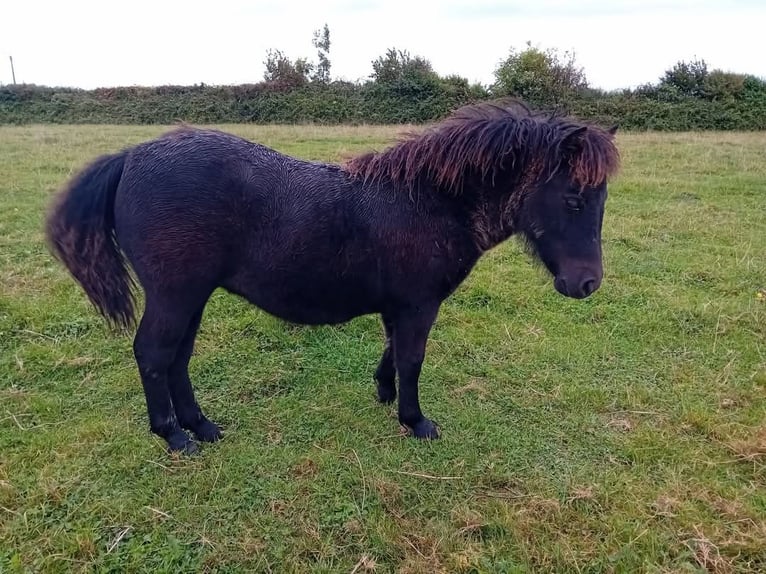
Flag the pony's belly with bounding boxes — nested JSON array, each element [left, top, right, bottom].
[[261, 303, 372, 326], [224, 274, 380, 326]]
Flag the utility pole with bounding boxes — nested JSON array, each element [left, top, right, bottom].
[[9, 56, 16, 84]]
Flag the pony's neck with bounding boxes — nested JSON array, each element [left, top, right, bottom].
[[465, 185, 522, 252]]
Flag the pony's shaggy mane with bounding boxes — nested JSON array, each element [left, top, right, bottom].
[[344, 101, 620, 192]]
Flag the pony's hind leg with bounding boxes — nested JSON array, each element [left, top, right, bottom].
[[133, 294, 202, 454], [167, 303, 222, 443], [375, 313, 397, 404]]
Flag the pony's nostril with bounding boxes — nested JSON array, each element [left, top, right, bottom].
[[555, 273, 600, 298], [580, 278, 597, 296]]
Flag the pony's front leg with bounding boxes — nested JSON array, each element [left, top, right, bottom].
[[391, 304, 441, 439]]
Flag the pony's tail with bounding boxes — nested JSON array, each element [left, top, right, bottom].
[[45, 151, 136, 329]]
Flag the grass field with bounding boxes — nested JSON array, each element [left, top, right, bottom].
[[1, 124, 765, 573]]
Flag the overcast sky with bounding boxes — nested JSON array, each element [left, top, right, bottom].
[[2, 0, 763, 91]]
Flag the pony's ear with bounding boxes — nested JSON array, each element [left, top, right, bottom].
[[608, 125, 619, 135], [562, 126, 587, 153]]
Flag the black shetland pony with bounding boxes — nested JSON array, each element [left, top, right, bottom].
[[46, 102, 619, 454]]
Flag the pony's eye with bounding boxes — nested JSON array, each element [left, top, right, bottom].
[[565, 196, 583, 211]]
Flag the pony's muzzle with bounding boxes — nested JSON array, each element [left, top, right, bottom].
[[554, 267, 602, 299]]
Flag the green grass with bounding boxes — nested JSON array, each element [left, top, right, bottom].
[[1, 124, 765, 573]]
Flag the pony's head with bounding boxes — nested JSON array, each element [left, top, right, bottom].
[[514, 123, 618, 299]]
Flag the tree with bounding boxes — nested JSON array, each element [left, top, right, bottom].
[[370, 48, 438, 85], [703, 69, 746, 101], [312, 24, 331, 84], [492, 42, 588, 107], [660, 58, 708, 98], [263, 49, 313, 88], [366, 48, 451, 122]]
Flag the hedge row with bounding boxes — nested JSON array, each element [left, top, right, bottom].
[[2, 81, 765, 130]]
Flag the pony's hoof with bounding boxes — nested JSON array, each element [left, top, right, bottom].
[[193, 419, 223, 443], [166, 430, 198, 455], [404, 418, 440, 440], [376, 383, 396, 404], [181, 440, 200, 455]]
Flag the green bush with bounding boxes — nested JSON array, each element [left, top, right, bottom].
[[492, 42, 588, 108], [1, 54, 765, 130], [0, 78, 485, 126]]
